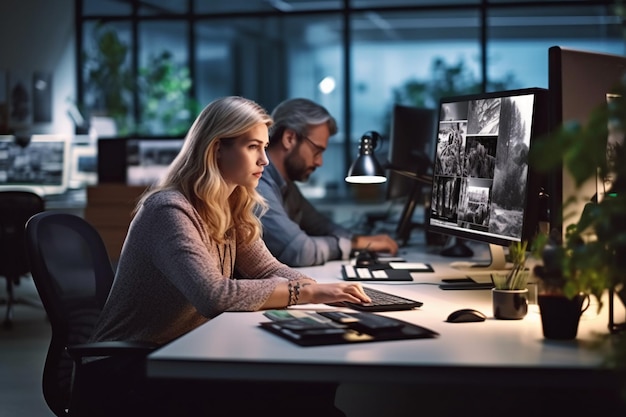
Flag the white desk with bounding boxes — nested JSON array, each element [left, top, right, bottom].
[[147, 245, 621, 393]]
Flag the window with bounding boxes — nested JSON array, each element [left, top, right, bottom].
[[487, 5, 624, 90], [78, 0, 622, 199]]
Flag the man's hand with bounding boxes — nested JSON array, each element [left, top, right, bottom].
[[352, 234, 399, 256]]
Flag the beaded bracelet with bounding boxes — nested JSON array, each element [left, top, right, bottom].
[[287, 281, 301, 306]]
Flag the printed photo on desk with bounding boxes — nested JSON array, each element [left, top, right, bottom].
[[259, 310, 439, 347], [341, 262, 433, 281]]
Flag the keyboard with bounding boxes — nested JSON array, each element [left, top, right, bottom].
[[342, 286, 423, 312]]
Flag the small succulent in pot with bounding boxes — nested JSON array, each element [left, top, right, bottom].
[[492, 240, 529, 290]]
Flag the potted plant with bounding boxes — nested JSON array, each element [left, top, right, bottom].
[[529, 80, 626, 339], [491, 240, 530, 320], [531, 230, 594, 339]]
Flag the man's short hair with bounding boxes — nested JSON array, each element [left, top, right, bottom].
[[269, 98, 338, 147]]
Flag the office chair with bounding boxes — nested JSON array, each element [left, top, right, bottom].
[[0, 190, 45, 328], [25, 212, 157, 417]]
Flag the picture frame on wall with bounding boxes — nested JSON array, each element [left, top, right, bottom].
[[0, 70, 8, 133], [8, 71, 32, 129]]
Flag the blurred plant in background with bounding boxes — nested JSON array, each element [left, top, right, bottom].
[[82, 23, 135, 134], [381, 57, 519, 136], [138, 51, 199, 136], [392, 57, 518, 109], [83, 23, 197, 136]]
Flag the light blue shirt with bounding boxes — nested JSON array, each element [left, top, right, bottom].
[[256, 161, 352, 267]]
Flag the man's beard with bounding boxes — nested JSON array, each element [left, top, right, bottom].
[[285, 149, 314, 182]]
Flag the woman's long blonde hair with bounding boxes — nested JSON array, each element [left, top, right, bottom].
[[137, 96, 272, 244]]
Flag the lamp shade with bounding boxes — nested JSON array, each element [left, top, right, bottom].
[[345, 131, 387, 183]]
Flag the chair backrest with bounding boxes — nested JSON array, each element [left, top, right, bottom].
[[25, 212, 115, 417], [0, 190, 45, 278]]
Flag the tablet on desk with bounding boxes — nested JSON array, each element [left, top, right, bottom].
[[439, 277, 494, 290], [341, 263, 433, 281]]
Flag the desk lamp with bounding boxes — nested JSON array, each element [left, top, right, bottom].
[[345, 131, 433, 245], [345, 131, 432, 184], [345, 131, 387, 184]]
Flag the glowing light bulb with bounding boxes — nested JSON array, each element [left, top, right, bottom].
[[318, 76, 336, 94]]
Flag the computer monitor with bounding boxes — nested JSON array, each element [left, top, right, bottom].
[[0, 134, 71, 196], [386, 105, 437, 245], [69, 143, 98, 188], [126, 139, 183, 186], [386, 105, 436, 200], [548, 46, 626, 238], [426, 87, 550, 281], [97, 137, 183, 186]]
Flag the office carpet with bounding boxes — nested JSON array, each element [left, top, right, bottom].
[[0, 276, 53, 416]]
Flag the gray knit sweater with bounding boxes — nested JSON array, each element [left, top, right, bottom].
[[89, 189, 308, 346]]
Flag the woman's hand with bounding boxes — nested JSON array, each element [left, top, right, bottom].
[[262, 280, 370, 309], [299, 282, 371, 305]]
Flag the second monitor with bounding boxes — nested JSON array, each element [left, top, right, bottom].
[[387, 104, 437, 245]]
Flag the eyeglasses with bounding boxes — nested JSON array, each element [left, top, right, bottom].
[[300, 135, 326, 158]]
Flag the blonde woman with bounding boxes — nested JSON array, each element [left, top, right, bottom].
[[88, 96, 363, 417]]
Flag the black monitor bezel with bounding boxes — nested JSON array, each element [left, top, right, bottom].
[[548, 46, 626, 237], [426, 87, 550, 248]]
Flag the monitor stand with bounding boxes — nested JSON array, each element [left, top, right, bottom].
[[440, 237, 474, 257], [448, 243, 510, 284], [395, 182, 424, 246]]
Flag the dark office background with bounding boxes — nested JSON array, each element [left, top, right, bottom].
[[1, 0, 624, 200]]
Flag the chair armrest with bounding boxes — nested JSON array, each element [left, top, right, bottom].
[[67, 341, 159, 361]]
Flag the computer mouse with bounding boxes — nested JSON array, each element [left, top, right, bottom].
[[446, 308, 487, 323], [355, 250, 377, 267]]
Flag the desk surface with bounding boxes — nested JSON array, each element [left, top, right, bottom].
[[147, 244, 621, 389]]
